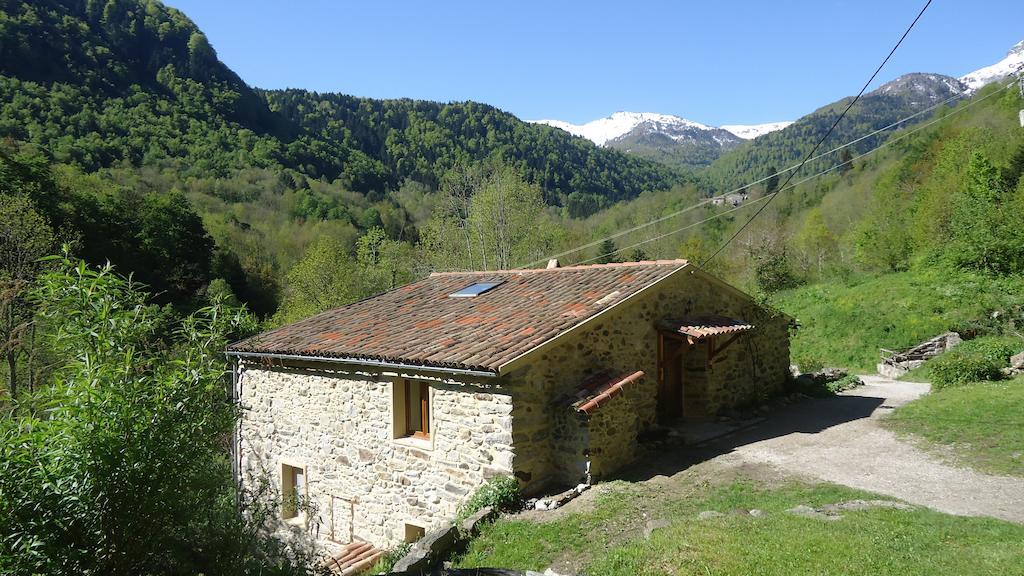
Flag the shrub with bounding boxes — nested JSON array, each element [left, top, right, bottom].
[[827, 374, 864, 394], [456, 475, 522, 523], [929, 336, 1021, 389], [368, 542, 411, 574]]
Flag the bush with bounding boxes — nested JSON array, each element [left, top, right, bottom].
[[929, 336, 1021, 389], [456, 475, 522, 523], [368, 542, 411, 574]]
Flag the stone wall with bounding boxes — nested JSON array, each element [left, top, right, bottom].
[[585, 389, 642, 480], [502, 267, 790, 490], [237, 361, 513, 549]]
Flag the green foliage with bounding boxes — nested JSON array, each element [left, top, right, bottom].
[[928, 336, 1021, 389], [0, 149, 215, 305], [595, 239, 619, 264], [748, 236, 802, 294], [0, 255, 315, 576], [945, 152, 1024, 274], [775, 270, 1024, 371], [422, 162, 564, 270], [789, 372, 862, 398], [272, 235, 362, 325], [456, 475, 522, 524], [889, 375, 1024, 476], [369, 542, 412, 575], [0, 193, 57, 399], [705, 74, 969, 191]]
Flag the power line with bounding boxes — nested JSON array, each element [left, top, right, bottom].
[[571, 80, 1016, 266], [520, 50, 964, 271], [700, 0, 933, 266]]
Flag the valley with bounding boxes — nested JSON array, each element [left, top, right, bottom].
[[1, 2, 1023, 576]]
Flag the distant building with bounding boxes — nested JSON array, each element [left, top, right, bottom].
[[227, 259, 791, 551]]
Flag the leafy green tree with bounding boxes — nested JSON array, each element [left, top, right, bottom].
[[795, 207, 837, 276], [422, 163, 562, 271], [595, 239, 619, 264], [0, 194, 56, 400], [356, 226, 418, 294], [946, 152, 1013, 273], [764, 166, 781, 195], [273, 235, 361, 324], [629, 247, 648, 262], [0, 255, 316, 576]]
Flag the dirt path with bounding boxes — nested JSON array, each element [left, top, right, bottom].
[[709, 374, 1024, 523]]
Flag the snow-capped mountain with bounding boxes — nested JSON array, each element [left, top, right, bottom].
[[531, 112, 721, 146], [874, 73, 968, 101], [530, 112, 790, 167], [960, 40, 1024, 92], [532, 112, 790, 146], [720, 122, 794, 140]]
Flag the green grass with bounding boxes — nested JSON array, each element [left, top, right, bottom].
[[454, 479, 1024, 575], [773, 269, 1024, 372], [888, 375, 1024, 477]]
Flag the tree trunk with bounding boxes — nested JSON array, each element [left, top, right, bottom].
[[6, 348, 16, 401]]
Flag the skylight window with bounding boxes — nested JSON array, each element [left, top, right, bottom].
[[449, 281, 503, 298]]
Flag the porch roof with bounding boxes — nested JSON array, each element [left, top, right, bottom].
[[658, 314, 754, 340], [557, 370, 645, 415]]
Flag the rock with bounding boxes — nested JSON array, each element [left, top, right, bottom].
[[535, 499, 558, 511], [391, 546, 430, 574], [816, 367, 848, 383], [821, 499, 911, 513], [459, 505, 495, 535], [698, 510, 725, 520], [643, 519, 672, 537], [786, 504, 841, 520], [748, 508, 766, 517], [418, 523, 457, 556], [1011, 351, 1024, 370]]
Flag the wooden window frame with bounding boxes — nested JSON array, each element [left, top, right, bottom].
[[281, 463, 306, 521], [403, 380, 431, 440]]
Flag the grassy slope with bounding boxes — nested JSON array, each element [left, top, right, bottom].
[[888, 375, 1024, 477], [772, 269, 1024, 372], [455, 480, 1024, 575]]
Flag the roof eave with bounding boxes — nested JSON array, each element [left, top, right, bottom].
[[225, 350, 499, 378]]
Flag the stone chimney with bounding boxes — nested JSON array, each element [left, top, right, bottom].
[[546, 259, 560, 269]]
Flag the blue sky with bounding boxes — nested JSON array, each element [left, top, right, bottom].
[[164, 1, 1024, 126]]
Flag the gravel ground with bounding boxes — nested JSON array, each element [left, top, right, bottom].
[[712, 375, 1024, 523]]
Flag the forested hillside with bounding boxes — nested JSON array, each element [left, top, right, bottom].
[[704, 73, 970, 191], [0, 0, 679, 200]]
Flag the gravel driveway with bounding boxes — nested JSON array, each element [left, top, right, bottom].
[[708, 375, 1024, 523]]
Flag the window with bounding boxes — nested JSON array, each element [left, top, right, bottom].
[[449, 281, 503, 298], [404, 523, 426, 543], [394, 380, 431, 440], [281, 463, 306, 520]]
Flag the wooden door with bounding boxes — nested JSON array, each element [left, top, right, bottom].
[[658, 334, 684, 423]]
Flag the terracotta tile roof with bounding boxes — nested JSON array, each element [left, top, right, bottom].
[[557, 370, 645, 415], [659, 314, 754, 339], [229, 260, 689, 374], [322, 541, 381, 575]]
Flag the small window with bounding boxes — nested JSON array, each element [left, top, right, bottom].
[[281, 463, 306, 520], [404, 523, 426, 543], [449, 281, 503, 298], [395, 380, 431, 440]]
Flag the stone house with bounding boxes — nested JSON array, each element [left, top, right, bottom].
[[226, 259, 790, 551]]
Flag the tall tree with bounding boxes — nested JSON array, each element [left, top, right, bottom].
[[0, 194, 55, 400], [595, 239, 619, 264], [273, 235, 361, 325], [947, 152, 1011, 273]]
